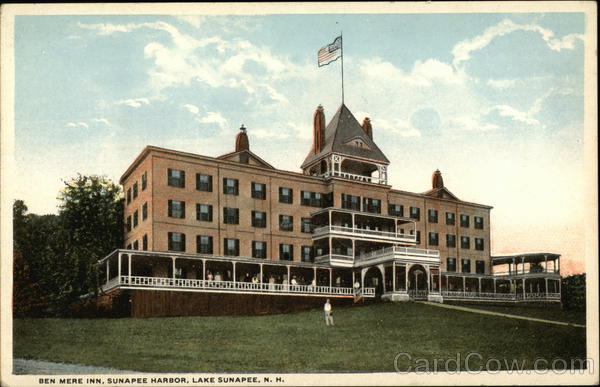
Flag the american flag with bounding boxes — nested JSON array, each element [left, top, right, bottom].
[[318, 36, 342, 67]]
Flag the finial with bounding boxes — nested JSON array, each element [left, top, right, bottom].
[[240, 124, 246, 132]]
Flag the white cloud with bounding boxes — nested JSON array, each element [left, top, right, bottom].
[[66, 122, 77, 127], [114, 97, 150, 108], [374, 116, 421, 137], [183, 104, 200, 114], [487, 79, 516, 89], [445, 116, 499, 132], [452, 19, 584, 68], [91, 118, 111, 126], [66, 122, 90, 128], [77, 122, 89, 128], [196, 111, 228, 129], [487, 105, 540, 126], [175, 15, 205, 29]]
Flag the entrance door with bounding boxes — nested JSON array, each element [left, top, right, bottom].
[[407, 264, 428, 300], [364, 267, 384, 297]]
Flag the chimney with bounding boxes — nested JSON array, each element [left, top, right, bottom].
[[432, 169, 444, 189], [313, 105, 326, 153], [235, 124, 249, 152], [361, 117, 373, 139]]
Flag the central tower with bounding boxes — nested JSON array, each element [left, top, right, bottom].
[[301, 104, 390, 184]]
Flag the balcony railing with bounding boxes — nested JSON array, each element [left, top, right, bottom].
[[313, 225, 416, 242], [357, 246, 440, 264], [407, 290, 429, 300], [110, 275, 375, 298], [321, 171, 385, 184]]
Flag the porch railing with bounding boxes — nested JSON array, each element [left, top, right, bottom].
[[407, 289, 429, 300], [321, 171, 385, 184], [114, 275, 376, 298], [442, 291, 561, 301], [357, 246, 440, 262]]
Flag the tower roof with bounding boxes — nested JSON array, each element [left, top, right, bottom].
[[301, 104, 389, 169]]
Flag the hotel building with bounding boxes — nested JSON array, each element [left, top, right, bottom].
[[98, 104, 562, 317]]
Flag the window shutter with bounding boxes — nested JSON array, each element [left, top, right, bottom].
[[168, 200, 172, 217], [181, 202, 185, 218]]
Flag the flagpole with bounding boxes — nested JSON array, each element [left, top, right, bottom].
[[340, 31, 344, 104]]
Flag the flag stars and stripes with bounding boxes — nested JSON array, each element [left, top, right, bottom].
[[318, 36, 342, 67]]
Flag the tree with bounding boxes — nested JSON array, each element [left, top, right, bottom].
[[58, 174, 124, 299]]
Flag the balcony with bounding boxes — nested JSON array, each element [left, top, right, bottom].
[[314, 254, 355, 267], [356, 246, 440, 266], [492, 268, 561, 278], [321, 170, 385, 185], [103, 275, 376, 298], [312, 225, 417, 244]]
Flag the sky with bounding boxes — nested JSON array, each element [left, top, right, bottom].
[[12, 10, 590, 274]]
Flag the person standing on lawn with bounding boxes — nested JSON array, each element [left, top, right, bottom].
[[324, 299, 334, 326]]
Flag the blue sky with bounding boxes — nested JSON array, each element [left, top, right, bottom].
[[13, 11, 589, 272]]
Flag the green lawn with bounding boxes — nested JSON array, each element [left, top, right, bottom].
[[450, 303, 586, 325], [13, 302, 586, 373]]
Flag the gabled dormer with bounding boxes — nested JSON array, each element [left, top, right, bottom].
[[301, 104, 389, 184], [218, 125, 275, 169], [423, 170, 460, 200]]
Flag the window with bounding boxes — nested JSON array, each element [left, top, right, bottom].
[[251, 182, 266, 200], [461, 236, 470, 249], [141, 171, 147, 191], [474, 216, 484, 229], [279, 187, 293, 203], [389, 204, 404, 217], [447, 257, 456, 272], [301, 218, 313, 233], [133, 240, 139, 250], [168, 232, 186, 251], [133, 210, 139, 228], [142, 202, 148, 220], [460, 214, 470, 228], [168, 200, 185, 218], [341, 194, 361, 211], [301, 190, 325, 207], [126, 216, 132, 232], [363, 197, 381, 214], [132, 182, 138, 200], [224, 238, 239, 256], [428, 232, 439, 246], [126, 188, 132, 205], [196, 173, 212, 192], [279, 215, 293, 231], [301, 246, 313, 262], [476, 260, 485, 274], [475, 238, 484, 251], [409, 206, 420, 221], [197, 235, 213, 254], [428, 209, 438, 223], [142, 234, 148, 251], [279, 244, 293, 261], [252, 241, 267, 259], [446, 212, 455, 225], [223, 178, 239, 195], [239, 153, 249, 164], [196, 204, 213, 222], [167, 168, 185, 188], [223, 207, 239, 224], [251, 211, 266, 228], [446, 234, 456, 248], [461, 259, 471, 273]]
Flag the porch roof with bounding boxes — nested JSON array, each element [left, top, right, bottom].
[[491, 252, 560, 265]]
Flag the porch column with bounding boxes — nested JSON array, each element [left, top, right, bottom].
[[128, 254, 132, 283], [202, 259, 206, 280], [558, 278, 562, 296], [106, 260, 110, 284], [522, 256, 525, 274], [493, 278, 496, 293], [522, 278, 526, 298], [352, 271, 355, 286], [329, 268, 332, 288], [260, 263, 263, 283], [557, 256, 560, 274], [462, 276, 466, 291], [117, 252, 122, 281], [392, 262, 396, 292], [478, 277, 482, 293], [545, 278, 548, 296], [328, 210, 332, 227], [233, 262, 237, 282], [313, 267, 317, 284], [172, 257, 176, 279], [287, 265, 291, 283], [351, 213, 355, 228], [405, 265, 409, 290]]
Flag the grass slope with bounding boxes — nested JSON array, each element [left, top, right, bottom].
[[13, 302, 586, 373], [449, 303, 586, 325]]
